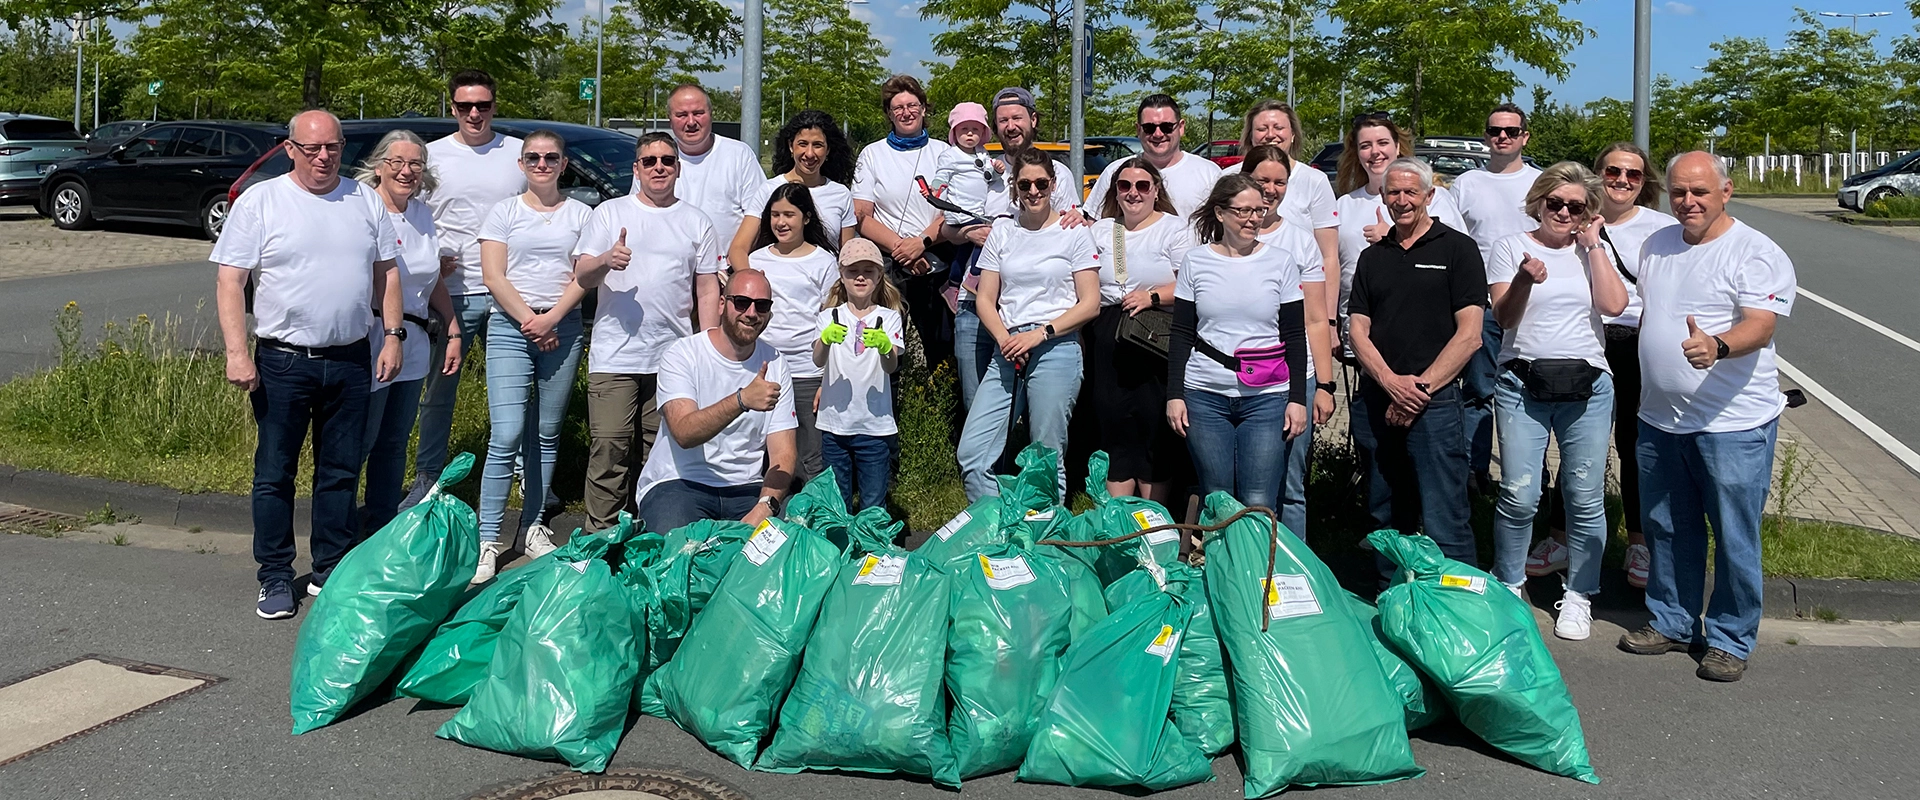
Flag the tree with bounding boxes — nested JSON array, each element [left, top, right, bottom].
[[1690, 10, 1895, 155], [920, 0, 1145, 141], [762, 0, 886, 139], [1133, 0, 1336, 143]]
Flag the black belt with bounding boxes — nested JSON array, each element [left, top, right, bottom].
[[256, 337, 368, 359], [370, 307, 433, 330]]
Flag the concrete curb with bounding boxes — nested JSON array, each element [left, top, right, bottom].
[[1837, 214, 1920, 227]]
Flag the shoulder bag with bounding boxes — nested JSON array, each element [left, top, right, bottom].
[[1112, 221, 1174, 360]]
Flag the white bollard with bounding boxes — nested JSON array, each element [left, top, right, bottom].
[[1824, 152, 1832, 187], [1795, 155, 1802, 186]]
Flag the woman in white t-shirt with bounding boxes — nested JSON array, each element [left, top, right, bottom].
[[1228, 100, 1340, 320], [1484, 162, 1628, 641], [1165, 174, 1309, 518], [853, 75, 955, 367], [745, 181, 842, 481], [352, 130, 461, 535], [473, 130, 593, 581], [812, 239, 906, 510], [1333, 113, 1461, 351], [954, 148, 1102, 501], [726, 109, 858, 267], [1086, 157, 1193, 505]]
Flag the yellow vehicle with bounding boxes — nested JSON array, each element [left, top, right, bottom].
[[984, 141, 1105, 198]]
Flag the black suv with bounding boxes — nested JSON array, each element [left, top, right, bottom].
[[38, 120, 285, 239]]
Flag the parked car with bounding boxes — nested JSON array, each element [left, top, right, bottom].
[[1838, 149, 1920, 211], [37, 120, 283, 238], [84, 120, 157, 153], [0, 114, 87, 204], [1083, 135, 1141, 177], [1192, 139, 1243, 168], [986, 141, 1108, 199], [1307, 141, 1539, 185]]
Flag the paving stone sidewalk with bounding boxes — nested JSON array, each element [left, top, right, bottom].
[[0, 211, 210, 281]]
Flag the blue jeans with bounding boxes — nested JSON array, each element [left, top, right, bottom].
[[413, 292, 490, 487], [1183, 390, 1308, 537], [1462, 314, 1502, 477], [1356, 380, 1475, 577], [953, 300, 993, 412], [1491, 370, 1615, 594], [478, 310, 583, 543], [638, 479, 762, 535], [359, 378, 423, 536], [822, 432, 896, 511], [1638, 419, 1777, 659], [249, 342, 371, 584], [956, 333, 1082, 501]]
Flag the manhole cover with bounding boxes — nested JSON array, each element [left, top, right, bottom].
[[0, 654, 224, 767], [0, 503, 83, 535], [465, 767, 750, 800]]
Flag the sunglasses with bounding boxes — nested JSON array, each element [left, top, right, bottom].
[[639, 154, 678, 169], [1602, 165, 1646, 182], [1017, 178, 1053, 193], [1115, 178, 1155, 194], [1351, 110, 1392, 126], [1139, 121, 1179, 135], [522, 152, 562, 166], [726, 295, 773, 314], [1542, 197, 1589, 217], [452, 100, 495, 114], [1486, 125, 1526, 139]]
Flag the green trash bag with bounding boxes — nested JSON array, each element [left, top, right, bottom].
[[916, 442, 1060, 566], [1343, 590, 1447, 732], [643, 519, 753, 672], [1018, 587, 1215, 790], [1202, 494, 1423, 797], [1104, 559, 1235, 757], [1049, 451, 1183, 586], [1368, 530, 1600, 784], [754, 509, 957, 783], [289, 453, 480, 734], [641, 515, 841, 767], [436, 517, 641, 773], [783, 468, 855, 552]]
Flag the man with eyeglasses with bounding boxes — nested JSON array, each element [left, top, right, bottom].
[[1083, 93, 1222, 220], [213, 109, 403, 620], [668, 84, 765, 262], [409, 68, 526, 507], [572, 132, 724, 532], [632, 269, 797, 534], [855, 74, 956, 365]]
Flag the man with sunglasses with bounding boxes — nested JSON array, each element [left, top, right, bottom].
[[668, 84, 765, 262], [409, 69, 527, 506], [572, 132, 724, 533], [214, 110, 403, 620], [1083, 93, 1222, 220], [633, 269, 797, 534]]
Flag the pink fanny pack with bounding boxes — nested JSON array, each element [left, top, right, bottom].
[[1198, 339, 1289, 388]]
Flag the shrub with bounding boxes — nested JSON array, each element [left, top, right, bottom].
[[1864, 195, 1920, 219]]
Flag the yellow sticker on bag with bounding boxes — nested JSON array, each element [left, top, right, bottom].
[[1145, 624, 1180, 662], [1440, 574, 1488, 594]]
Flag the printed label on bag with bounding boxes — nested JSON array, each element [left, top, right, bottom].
[[1440, 574, 1488, 594], [1262, 574, 1323, 620], [934, 510, 971, 541], [1025, 508, 1057, 521], [567, 559, 589, 574], [742, 519, 788, 566], [852, 554, 907, 586], [1145, 625, 1180, 663], [1133, 509, 1179, 545], [979, 554, 1037, 590]]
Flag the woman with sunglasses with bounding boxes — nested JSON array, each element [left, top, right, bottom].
[[727, 110, 858, 268], [472, 130, 592, 583], [1229, 100, 1340, 323], [1086, 157, 1195, 504], [746, 182, 842, 480], [1484, 162, 1628, 640], [1334, 113, 1461, 351], [955, 147, 1102, 501]]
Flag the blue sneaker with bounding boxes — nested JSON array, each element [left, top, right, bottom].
[[257, 579, 297, 620]]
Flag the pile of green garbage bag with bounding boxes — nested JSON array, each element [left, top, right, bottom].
[[1344, 590, 1447, 732], [1048, 451, 1183, 586], [1104, 557, 1235, 757], [638, 519, 752, 672], [917, 442, 1061, 566]]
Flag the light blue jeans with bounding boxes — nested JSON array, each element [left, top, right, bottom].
[[413, 292, 490, 488], [1183, 390, 1311, 539], [478, 310, 583, 543], [1491, 369, 1615, 595], [953, 300, 993, 412], [956, 332, 1081, 501], [1638, 418, 1777, 659]]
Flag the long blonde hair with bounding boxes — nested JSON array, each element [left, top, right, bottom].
[[826, 262, 906, 313]]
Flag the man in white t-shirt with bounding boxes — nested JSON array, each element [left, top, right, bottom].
[[1618, 151, 1796, 684], [669, 84, 764, 260], [574, 131, 724, 532], [634, 270, 798, 533], [411, 69, 525, 504], [213, 110, 402, 621], [1083, 93, 1223, 219]]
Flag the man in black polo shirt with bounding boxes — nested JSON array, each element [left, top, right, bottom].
[[1348, 156, 1486, 577]]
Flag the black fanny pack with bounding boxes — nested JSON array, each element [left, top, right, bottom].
[[1507, 358, 1602, 403]]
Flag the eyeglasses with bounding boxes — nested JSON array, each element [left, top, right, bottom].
[[1139, 121, 1179, 135], [521, 152, 562, 166], [1542, 197, 1589, 217], [287, 140, 344, 158], [452, 100, 495, 115], [1220, 205, 1266, 220], [1115, 178, 1155, 194], [1602, 165, 1646, 183], [726, 295, 774, 314], [889, 102, 924, 117], [1017, 178, 1053, 193], [1486, 125, 1526, 139], [381, 157, 427, 172], [639, 154, 678, 168]]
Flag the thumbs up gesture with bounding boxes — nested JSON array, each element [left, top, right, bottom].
[[1681, 315, 1718, 369], [605, 227, 631, 270], [738, 363, 781, 411], [1515, 252, 1548, 284], [1363, 206, 1390, 244]]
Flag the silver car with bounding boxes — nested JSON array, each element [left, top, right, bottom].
[[1837, 149, 1920, 211], [0, 114, 86, 204]]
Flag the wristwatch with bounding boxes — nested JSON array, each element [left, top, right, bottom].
[[922, 235, 935, 249], [756, 495, 781, 515], [1150, 291, 1162, 307], [384, 326, 407, 341], [1043, 323, 1057, 339], [1713, 336, 1729, 361], [1316, 381, 1337, 395]]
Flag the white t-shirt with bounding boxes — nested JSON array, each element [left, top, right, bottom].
[[1450, 165, 1543, 263], [976, 218, 1099, 329], [748, 244, 840, 380], [982, 157, 1078, 220], [934, 147, 995, 218], [1091, 213, 1195, 305], [1086, 151, 1222, 220], [1485, 232, 1609, 372], [1334, 185, 1462, 319], [571, 195, 723, 374], [477, 195, 593, 310], [1176, 242, 1307, 397], [676, 135, 764, 255], [816, 304, 905, 437], [1637, 220, 1797, 435], [1598, 207, 1679, 328], [212, 175, 399, 348], [744, 177, 858, 237], [369, 198, 440, 387], [425, 133, 525, 296], [635, 331, 799, 501], [852, 139, 955, 238], [1228, 160, 1338, 231]]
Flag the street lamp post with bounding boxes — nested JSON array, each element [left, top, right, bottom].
[[1632, 0, 1650, 151], [593, 0, 604, 127], [1285, 16, 1295, 108], [71, 16, 84, 130], [1816, 11, 1890, 176], [1070, 0, 1086, 185], [743, 0, 764, 156]]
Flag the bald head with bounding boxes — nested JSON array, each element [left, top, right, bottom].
[[1666, 150, 1733, 240], [669, 85, 715, 154], [289, 109, 342, 142], [725, 268, 770, 298], [285, 110, 345, 193]]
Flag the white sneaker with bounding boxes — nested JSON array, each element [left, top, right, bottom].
[[1554, 590, 1593, 641], [1624, 543, 1651, 589], [1524, 538, 1569, 576], [473, 541, 506, 584], [1506, 582, 1527, 601], [523, 524, 559, 559]]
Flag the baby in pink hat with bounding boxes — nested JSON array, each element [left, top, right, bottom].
[[934, 101, 1000, 224]]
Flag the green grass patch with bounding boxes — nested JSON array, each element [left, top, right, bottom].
[[1864, 195, 1920, 219], [1761, 517, 1920, 582]]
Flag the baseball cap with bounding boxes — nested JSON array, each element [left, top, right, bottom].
[[992, 87, 1035, 114], [948, 102, 990, 134], [839, 238, 883, 269]]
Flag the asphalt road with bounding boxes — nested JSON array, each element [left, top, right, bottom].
[[0, 258, 218, 381]]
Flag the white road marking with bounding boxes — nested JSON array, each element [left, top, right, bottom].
[[1777, 357, 1920, 475], [1797, 288, 1920, 355]]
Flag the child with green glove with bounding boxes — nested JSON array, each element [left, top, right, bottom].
[[812, 238, 906, 510]]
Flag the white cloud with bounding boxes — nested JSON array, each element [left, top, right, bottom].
[[1660, 2, 1695, 15], [896, 1, 926, 19]]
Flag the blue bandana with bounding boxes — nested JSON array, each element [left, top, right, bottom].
[[886, 129, 930, 151]]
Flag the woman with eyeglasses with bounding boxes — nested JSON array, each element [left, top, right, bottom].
[[352, 130, 462, 536], [1229, 100, 1340, 324], [727, 110, 858, 268], [1484, 162, 1629, 640], [746, 182, 842, 481], [955, 147, 1101, 502], [1334, 112, 1461, 351], [1086, 157, 1195, 504], [472, 130, 592, 583], [853, 75, 956, 365]]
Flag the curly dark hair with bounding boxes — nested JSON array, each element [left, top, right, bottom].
[[770, 109, 855, 186]]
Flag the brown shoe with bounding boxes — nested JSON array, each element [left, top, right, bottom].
[[1697, 648, 1748, 682], [1618, 625, 1694, 655]]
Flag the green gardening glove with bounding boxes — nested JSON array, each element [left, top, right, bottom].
[[861, 327, 894, 355], [820, 322, 849, 344]]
